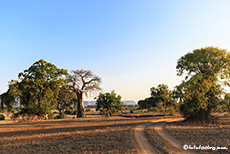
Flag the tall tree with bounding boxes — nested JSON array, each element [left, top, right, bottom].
[[138, 84, 176, 111], [11, 59, 68, 117], [151, 84, 175, 107], [176, 47, 230, 121], [66, 69, 102, 118], [96, 90, 122, 116]]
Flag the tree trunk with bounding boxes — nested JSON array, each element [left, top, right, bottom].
[[77, 92, 85, 118]]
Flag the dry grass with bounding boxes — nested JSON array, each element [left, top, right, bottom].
[[0, 116, 151, 154], [165, 116, 230, 154], [1, 114, 230, 154]]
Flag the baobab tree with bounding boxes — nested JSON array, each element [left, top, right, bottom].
[[66, 69, 102, 118]]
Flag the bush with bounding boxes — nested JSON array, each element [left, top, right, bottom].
[[130, 109, 134, 113], [148, 107, 158, 112], [48, 113, 55, 119], [0, 114, 5, 120], [11, 112, 20, 121], [64, 107, 74, 115], [53, 111, 58, 114], [55, 114, 65, 119], [85, 108, 91, 112], [168, 107, 176, 116]]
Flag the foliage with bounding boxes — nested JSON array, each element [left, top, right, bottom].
[[67, 69, 102, 118], [96, 90, 122, 116], [0, 114, 5, 120], [138, 97, 155, 109], [216, 93, 230, 112], [175, 47, 230, 121], [85, 108, 91, 112], [138, 84, 178, 114], [48, 112, 56, 119], [55, 114, 65, 119], [0, 91, 15, 112], [7, 59, 68, 120], [64, 106, 75, 115], [223, 93, 230, 112], [56, 86, 77, 117]]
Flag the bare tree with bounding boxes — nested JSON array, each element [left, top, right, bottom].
[[66, 69, 102, 118]]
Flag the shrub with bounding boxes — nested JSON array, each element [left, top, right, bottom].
[[48, 113, 55, 119], [64, 107, 74, 115], [73, 110, 77, 115], [11, 112, 20, 121], [85, 108, 91, 112], [0, 114, 5, 120], [168, 107, 176, 116], [130, 109, 134, 113], [55, 114, 65, 119], [148, 107, 158, 112]]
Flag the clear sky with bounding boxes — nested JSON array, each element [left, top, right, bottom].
[[1, 0, 230, 102]]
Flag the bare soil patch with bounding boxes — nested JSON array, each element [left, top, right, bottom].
[[0, 116, 154, 154], [165, 116, 230, 154], [144, 117, 186, 154]]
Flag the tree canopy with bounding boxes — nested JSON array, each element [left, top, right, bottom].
[[67, 69, 102, 118], [96, 90, 122, 116], [176, 47, 230, 121], [56, 86, 77, 117], [138, 84, 177, 114], [9, 59, 68, 118]]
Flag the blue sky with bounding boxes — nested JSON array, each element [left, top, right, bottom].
[[1, 0, 230, 102]]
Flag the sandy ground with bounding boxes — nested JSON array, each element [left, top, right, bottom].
[[1, 114, 230, 154], [164, 116, 230, 154], [0, 116, 152, 154], [134, 122, 160, 154]]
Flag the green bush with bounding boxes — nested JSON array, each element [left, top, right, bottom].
[[168, 107, 176, 116], [0, 114, 5, 120], [48, 113, 55, 119], [55, 114, 65, 119], [130, 109, 134, 113], [64, 107, 74, 115], [85, 108, 91, 112]]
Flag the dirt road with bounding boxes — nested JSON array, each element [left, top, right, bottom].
[[155, 122, 196, 154], [134, 118, 196, 154], [134, 122, 161, 154]]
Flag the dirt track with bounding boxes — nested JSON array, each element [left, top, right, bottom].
[[134, 122, 160, 154], [2, 115, 228, 154], [134, 117, 186, 154], [154, 122, 196, 154]]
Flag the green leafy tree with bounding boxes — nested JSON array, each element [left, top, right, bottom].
[[138, 84, 177, 114], [96, 90, 122, 116], [10, 59, 68, 118], [138, 97, 153, 109], [176, 47, 230, 121], [219, 93, 230, 112], [67, 69, 102, 118], [0, 91, 15, 112], [151, 84, 176, 107], [56, 86, 77, 117]]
